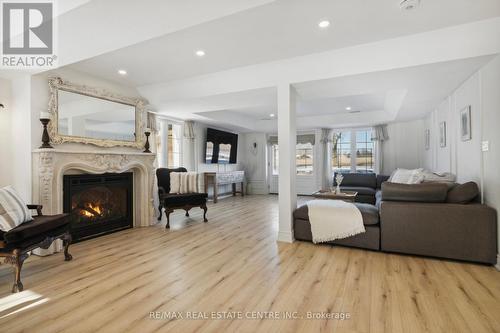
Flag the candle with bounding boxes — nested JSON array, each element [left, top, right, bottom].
[[145, 127, 152, 133], [40, 111, 50, 119]]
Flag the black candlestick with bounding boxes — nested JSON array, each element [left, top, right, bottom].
[[39, 118, 54, 149], [144, 131, 151, 153]]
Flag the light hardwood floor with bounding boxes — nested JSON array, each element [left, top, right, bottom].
[[0, 195, 499, 333]]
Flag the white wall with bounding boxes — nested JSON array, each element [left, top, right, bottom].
[[0, 78, 12, 188], [423, 54, 500, 260], [0, 68, 148, 202], [269, 130, 322, 195], [481, 55, 500, 258], [240, 132, 268, 194], [381, 120, 425, 175], [10, 76, 33, 201]]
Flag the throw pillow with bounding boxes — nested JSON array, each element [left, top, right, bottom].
[[422, 171, 456, 183], [390, 168, 424, 184], [186, 172, 199, 193], [169, 172, 181, 194], [0, 186, 33, 232], [179, 173, 189, 194]]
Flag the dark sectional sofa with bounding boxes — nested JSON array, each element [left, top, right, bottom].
[[294, 173, 498, 264], [333, 172, 389, 204]]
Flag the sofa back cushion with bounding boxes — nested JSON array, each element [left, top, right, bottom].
[[446, 182, 479, 204], [334, 172, 376, 189], [0, 186, 32, 232], [381, 182, 448, 203], [376, 175, 390, 189]]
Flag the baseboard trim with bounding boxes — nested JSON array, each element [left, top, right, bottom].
[[246, 180, 269, 195], [277, 231, 294, 243], [495, 254, 500, 271]]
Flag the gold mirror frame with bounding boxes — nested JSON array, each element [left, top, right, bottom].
[[47, 77, 147, 149]]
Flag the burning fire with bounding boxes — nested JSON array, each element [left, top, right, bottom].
[[80, 203, 103, 218]]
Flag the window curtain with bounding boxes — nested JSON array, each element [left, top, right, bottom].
[[147, 112, 159, 132], [297, 134, 315, 145], [372, 125, 389, 174], [182, 120, 196, 171], [267, 135, 278, 145], [267, 134, 315, 145], [320, 129, 333, 189]]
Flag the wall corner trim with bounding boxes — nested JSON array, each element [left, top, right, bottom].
[[495, 254, 500, 272]]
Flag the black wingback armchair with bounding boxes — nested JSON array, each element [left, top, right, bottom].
[[156, 168, 208, 228]]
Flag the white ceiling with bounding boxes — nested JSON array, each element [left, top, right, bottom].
[[297, 93, 389, 117], [38, 1, 500, 134], [67, 0, 500, 86], [157, 56, 494, 132]]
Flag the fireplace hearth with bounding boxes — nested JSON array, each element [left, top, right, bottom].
[[63, 173, 133, 242]]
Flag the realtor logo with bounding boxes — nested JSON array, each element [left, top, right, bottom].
[[1, 0, 56, 68]]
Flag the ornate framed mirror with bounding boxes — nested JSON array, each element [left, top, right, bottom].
[[47, 77, 147, 148]]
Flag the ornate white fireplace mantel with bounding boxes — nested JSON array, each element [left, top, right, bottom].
[[32, 149, 157, 240]]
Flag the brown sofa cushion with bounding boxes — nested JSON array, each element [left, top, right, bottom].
[[381, 182, 448, 203], [294, 202, 379, 225], [446, 182, 479, 204], [376, 175, 390, 189], [3, 214, 70, 244]]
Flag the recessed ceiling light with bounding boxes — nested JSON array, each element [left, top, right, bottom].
[[318, 20, 330, 29], [195, 50, 206, 57], [345, 106, 352, 111], [400, 0, 420, 11], [269, 113, 275, 118], [118, 69, 127, 75]]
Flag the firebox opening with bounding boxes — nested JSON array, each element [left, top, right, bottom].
[[63, 172, 133, 243]]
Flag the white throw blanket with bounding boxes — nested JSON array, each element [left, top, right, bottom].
[[307, 200, 365, 244]]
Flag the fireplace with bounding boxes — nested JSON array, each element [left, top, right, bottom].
[[63, 173, 133, 242]]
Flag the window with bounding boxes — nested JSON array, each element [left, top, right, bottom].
[[332, 129, 374, 173], [332, 131, 351, 173], [296, 143, 314, 175], [157, 120, 182, 168], [271, 142, 314, 176], [355, 130, 374, 173], [167, 123, 182, 168], [271, 144, 279, 175]]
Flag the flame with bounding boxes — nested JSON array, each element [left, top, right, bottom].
[[81, 203, 103, 218]]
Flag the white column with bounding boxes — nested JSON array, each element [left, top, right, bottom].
[[277, 83, 296, 243]]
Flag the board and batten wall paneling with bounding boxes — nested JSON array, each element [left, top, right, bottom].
[[423, 55, 500, 265], [479, 55, 500, 261], [382, 119, 424, 175], [240, 132, 269, 194], [454, 72, 482, 185]]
